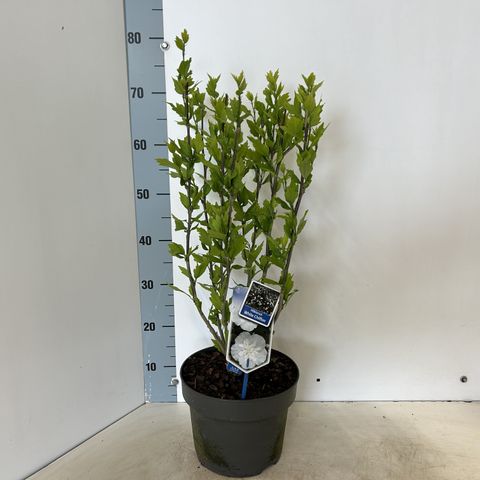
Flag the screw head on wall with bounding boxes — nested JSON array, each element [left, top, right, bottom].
[[160, 41, 170, 51], [460, 376, 468, 383]]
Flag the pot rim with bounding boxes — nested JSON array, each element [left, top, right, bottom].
[[180, 346, 300, 404]]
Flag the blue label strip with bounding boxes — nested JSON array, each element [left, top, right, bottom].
[[226, 362, 243, 375], [239, 305, 273, 327], [241, 372, 249, 400]]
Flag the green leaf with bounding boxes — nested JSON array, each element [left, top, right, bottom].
[[199, 282, 213, 292], [198, 228, 212, 246], [249, 243, 263, 261], [283, 272, 295, 299], [298, 210, 308, 235], [297, 151, 313, 179], [269, 255, 285, 268], [267, 236, 280, 255], [258, 255, 269, 269], [194, 260, 208, 279], [172, 215, 186, 232], [181, 29, 189, 44], [206, 75, 220, 98], [304, 94, 315, 114], [285, 177, 299, 205], [179, 192, 190, 209], [192, 133, 204, 152], [250, 138, 269, 158], [174, 36, 184, 51], [209, 230, 226, 241], [232, 71, 247, 95], [178, 59, 191, 77], [169, 242, 185, 258], [282, 212, 297, 238], [275, 197, 290, 210], [171, 285, 191, 298], [284, 117, 303, 137], [156, 158, 175, 169], [210, 291, 223, 310], [213, 99, 227, 122], [229, 234, 246, 258], [302, 72, 316, 89]]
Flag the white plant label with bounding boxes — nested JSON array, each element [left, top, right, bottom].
[[226, 286, 274, 374]]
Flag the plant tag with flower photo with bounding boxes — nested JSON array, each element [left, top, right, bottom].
[[238, 281, 281, 328], [226, 286, 274, 374]]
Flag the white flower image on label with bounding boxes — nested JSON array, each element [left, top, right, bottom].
[[233, 315, 257, 332], [230, 332, 268, 369]]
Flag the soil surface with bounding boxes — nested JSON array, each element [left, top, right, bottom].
[[181, 348, 298, 400]]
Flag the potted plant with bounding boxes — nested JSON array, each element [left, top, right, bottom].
[[158, 30, 325, 477]]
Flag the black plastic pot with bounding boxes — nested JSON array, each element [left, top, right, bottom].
[[180, 347, 299, 477]]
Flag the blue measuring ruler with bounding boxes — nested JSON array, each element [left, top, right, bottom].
[[124, 0, 176, 402]]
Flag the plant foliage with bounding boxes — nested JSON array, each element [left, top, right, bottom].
[[157, 30, 326, 354]]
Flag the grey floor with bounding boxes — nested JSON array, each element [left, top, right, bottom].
[[29, 402, 480, 480]]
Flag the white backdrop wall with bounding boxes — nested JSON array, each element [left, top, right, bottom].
[[0, 1, 143, 479], [164, 0, 480, 402]]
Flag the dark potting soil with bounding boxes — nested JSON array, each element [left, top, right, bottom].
[[181, 348, 298, 400]]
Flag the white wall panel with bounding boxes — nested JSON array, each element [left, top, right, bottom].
[[0, 1, 143, 479], [165, 0, 480, 401]]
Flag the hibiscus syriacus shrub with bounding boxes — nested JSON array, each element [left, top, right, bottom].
[[158, 30, 325, 357]]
